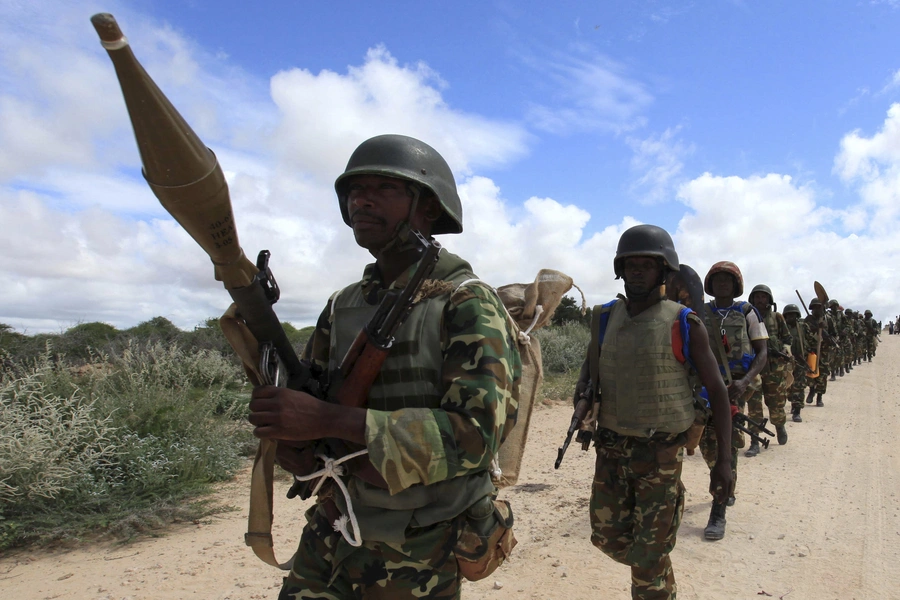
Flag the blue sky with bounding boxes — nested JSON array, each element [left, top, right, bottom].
[[2, 0, 900, 333]]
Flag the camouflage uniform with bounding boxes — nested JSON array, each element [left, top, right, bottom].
[[698, 300, 767, 495], [591, 429, 685, 600], [786, 318, 816, 416], [864, 314, 878, 360], [280, 251, 521, 599], [804, 312, 835, 396], [746, 309, 792, 431]]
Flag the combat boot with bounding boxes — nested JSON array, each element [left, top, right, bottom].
[[704, 501, 727, 540], [776, 424, 788, 445], [839, 366, 845, 377], [805, 390, 815, 404], [830, 372, 836, 381], [816, 394, 824, 407], [792, 408, 802, 423], [745, 440, 760, 457]]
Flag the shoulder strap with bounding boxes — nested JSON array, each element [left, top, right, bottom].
[[589, 299, 619, 392], [706, 302, 733, 385]]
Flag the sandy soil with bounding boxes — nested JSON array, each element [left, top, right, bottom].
[[3, 339, 899, 600]]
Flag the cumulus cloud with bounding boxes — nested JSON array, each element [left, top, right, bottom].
[[834, 103, 900, 231], [3, 1, 900, 337]]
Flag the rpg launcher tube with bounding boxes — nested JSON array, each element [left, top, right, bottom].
[[91, 13, 256, 289]]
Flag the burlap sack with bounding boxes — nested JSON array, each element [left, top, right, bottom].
[[494, 269, 582, 488]]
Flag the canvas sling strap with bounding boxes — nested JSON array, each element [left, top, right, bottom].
[[220, 303, 295, 570], [707, 308, 734, 386]]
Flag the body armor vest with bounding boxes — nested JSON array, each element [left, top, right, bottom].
[[597, 299, 695, 436], [705, 301, 755, 376], [327, 250, 495, 542], [787, 321, 805, 359]]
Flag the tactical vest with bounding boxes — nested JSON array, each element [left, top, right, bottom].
[[705, 301, 755, 376], [596, 299, 695, 436], [787, 322, 805, 358], [327, 250, 495, 543]]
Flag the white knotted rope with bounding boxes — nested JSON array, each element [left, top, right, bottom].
[[292, 448, 369, 547], [517, 304, 544, 345]]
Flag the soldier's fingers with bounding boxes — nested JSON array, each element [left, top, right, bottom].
[[248, 396, 280, 412], [251, 385, 281, 400]]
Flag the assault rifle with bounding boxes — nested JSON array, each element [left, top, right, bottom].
[[555, 382, 595, 469], [768, 347, 813, 372], [732, 413, 774, 449]]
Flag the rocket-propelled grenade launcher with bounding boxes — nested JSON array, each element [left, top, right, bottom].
[[90, 12, 312, 390]]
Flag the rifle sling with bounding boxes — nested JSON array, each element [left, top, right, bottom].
[[708, 309, 734, 386]]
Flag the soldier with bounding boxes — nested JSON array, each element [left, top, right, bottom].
[[864, 310, 878, 360], [248, 135, 522, 599], [745, 284, 792, 452], [826, 300, 847, 379], [783, 304, 815, 423], [578, 225, 733, 600], [805, 298, 835, 407], [698, 262, 768, 540]]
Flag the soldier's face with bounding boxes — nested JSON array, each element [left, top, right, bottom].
[[621, 256, 663, 296], [750, 292, 769, 312], [785, 313, 798, 326], [710, 272, 735, 298], [345, 174, 430, 250], [811, 305, 824, 318]]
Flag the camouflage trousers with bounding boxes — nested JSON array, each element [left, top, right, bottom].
[[279, 504, 460, 600], [698, 377, 752, 497], [788, 365, 807, 413], [590, 429, 686, 600], [746, 357, 789, 429]]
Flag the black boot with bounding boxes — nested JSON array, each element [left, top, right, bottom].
[[806, 389, 815, 404], [776, 424, 788, 445], [745, 440, 760, 457], [704, 501, 727, 540], [830, 372, 836, 381], [816, 393, 824, 407], [792, 408, 802, 423]]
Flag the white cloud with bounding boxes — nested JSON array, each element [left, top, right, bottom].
[[3, 1, 900, 338], [522, 47, 652, 135], [626, 127, 694, 203], [834, 103, 900, 231]]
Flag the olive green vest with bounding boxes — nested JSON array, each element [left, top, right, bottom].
[[597, 299, 695, 436], [328, 249, 495, 543], [705, 301, 754, 376]]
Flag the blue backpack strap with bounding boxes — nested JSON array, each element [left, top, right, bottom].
[[677, 306, 696, 370], [589, 299, 620, 393], [596, 299, 619, 347]]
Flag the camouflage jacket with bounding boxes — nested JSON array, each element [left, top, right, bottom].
[[302, 252, 522, 495]]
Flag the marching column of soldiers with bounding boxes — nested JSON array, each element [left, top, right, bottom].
[[568, 225, 884, 600]]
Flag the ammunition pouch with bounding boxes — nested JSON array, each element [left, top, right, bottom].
[[454, 495, 517, 581]]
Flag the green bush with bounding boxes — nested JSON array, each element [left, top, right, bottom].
[[0, 344, 253, 550], [534, 321, 590, 374]]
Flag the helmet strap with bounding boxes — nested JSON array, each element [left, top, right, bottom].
[[371, 184, 423, 260]]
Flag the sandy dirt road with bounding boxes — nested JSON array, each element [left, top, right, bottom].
[[3, 339, 899, 600]]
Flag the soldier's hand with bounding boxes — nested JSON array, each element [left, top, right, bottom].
[[248, 385, 328, 441], [274, 440, 318, 477], [726, 379, 748, 402]]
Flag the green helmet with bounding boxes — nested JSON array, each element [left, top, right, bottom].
[[613, 224, 679, 278], [828, 299, 840, 309], [845, 307, 853, 315], [783, 303, 801, 317], [865, 309, 873, 317], [750, 284, 774, 306], [809, 298, 823, 309], [334, 134, 463, 235]]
